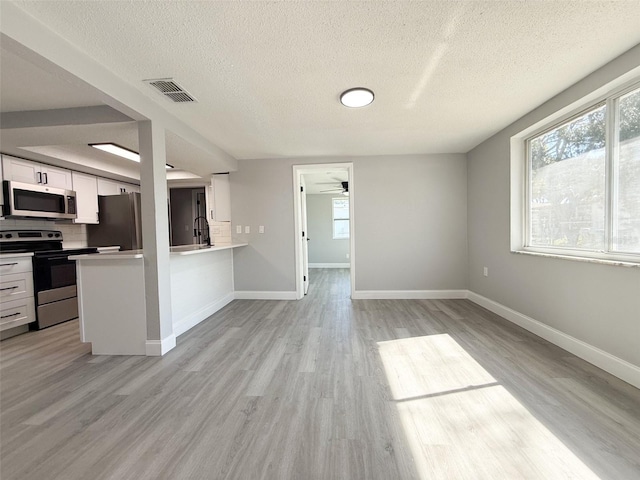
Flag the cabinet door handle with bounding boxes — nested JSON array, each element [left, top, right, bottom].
[[1, 312, 21, 319], [0, 286, 19, 291], [43, 172, 48, 184], [0, 263, 19, 267], [36, 172, 42, 184]]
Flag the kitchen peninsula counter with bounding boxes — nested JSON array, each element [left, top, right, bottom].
[[71, 243, 247, 355]]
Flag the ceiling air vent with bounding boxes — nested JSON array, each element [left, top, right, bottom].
[[144, 78, 197, 103]]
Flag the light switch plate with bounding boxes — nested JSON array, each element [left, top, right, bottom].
[[259, 225, 265, 234], [245, 226, 250, 234], [236, 225, 242, 234]]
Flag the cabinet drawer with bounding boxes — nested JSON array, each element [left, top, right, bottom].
[[0, 297, 35, 331], [0, 257, 32, 275], [0, 272, 33, 302]]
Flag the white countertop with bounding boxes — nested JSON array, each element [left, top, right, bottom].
[[170, 243, 248, 256], [0, 252, 34, 259], [70, 243, 247, 261]]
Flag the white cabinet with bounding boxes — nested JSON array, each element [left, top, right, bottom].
[[72, 172, 99, 224], [0, 255, 35, 332], [97, 178, 120, 196], [2, 155, 73, 190], [97, 178, 139, 195], [211, 173, 231, 222]]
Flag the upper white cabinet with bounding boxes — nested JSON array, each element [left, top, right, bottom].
[[97, 178, 120, 196], [71, 172, 99, 224], [97, 178, 140, 195], [212, 173, 231, 222], [2, 156, 73, 190]]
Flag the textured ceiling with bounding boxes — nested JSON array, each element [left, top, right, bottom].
[[6, 1, 640, 161]]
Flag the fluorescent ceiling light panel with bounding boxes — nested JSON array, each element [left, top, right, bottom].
[[90, 143, 173, 169], [90, 143, 140, 162], [340, 88, 374, 108]]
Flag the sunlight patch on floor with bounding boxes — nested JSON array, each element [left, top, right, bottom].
[[377, 334, 600, 479]]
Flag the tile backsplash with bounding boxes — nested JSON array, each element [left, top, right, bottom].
[[210, 221, 232, 245], [0, 218, 88, 248]]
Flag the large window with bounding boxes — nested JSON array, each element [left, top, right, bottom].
[[332, 198, 350, 239], [524, 83, 640, 261]]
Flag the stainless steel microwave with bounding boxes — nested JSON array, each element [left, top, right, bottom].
[[2, 181, 77, 220]]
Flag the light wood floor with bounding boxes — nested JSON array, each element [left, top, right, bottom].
[[1, 269, 639, 479]]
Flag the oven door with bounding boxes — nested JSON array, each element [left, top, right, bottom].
[[33, 252, 77, 292], [33, 252, 80, 329]]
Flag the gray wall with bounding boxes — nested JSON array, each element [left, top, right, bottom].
[[231, 154, 468, 292], [306, 194, 349, 265], [467, 44, 640, 367]]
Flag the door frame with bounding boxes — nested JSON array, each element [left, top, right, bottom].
[[292, 163, 355, 300]]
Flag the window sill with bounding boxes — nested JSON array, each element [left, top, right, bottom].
[[511, 249, 640, 268]]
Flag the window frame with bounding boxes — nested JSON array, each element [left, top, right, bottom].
[[512, 78, 640, 266], [332, 197, 350, 240]]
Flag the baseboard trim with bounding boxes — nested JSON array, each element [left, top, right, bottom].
[[173, 292, 235, 337], [352, 290, 468, 300], [145, 334, 176, 357], [467, 291, 640, 389], [234, 291, 298, 300], [309, 263, 350, 268]]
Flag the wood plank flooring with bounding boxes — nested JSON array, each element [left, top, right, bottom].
[[1, 268, 639, 479]]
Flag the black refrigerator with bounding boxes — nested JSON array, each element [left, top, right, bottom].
[[87, 193, 143, 250]]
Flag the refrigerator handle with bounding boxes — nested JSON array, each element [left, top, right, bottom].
[[132, 193, 143, 250]]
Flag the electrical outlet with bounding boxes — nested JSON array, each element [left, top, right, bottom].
[[483, 267, 489, 277], [259, 225, 265, 234], [346, 253, 350, 259], [245, 226, 250, 234], [236, 225, 242, 234]]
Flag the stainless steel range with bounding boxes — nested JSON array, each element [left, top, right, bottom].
[[0, 230, 97, 329]]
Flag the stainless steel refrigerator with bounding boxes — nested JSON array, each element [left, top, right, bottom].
[[87, 193, 143, 250]]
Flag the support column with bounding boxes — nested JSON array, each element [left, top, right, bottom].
[[138, 120, 175, 355]]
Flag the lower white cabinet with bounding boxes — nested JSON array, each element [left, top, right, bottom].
[[0, 255, 35, 332], [72, 171, 99, 224]]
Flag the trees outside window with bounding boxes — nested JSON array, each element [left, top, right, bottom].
[[526, 84, 640, 257]]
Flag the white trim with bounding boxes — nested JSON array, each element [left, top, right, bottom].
[[309, 263, 350, 268], [293, 163, 355, 300], [234, 291, 297, 300], [352, 290, 468, 300], [467, 291, 640, 389], [173, 292, 235, 337], [145, 334, 176, 356]]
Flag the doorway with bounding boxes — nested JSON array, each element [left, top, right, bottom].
[[293, 163, 354, 300], [169, 187, 205, 246]]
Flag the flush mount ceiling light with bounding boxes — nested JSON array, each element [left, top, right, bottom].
[[340, 88, 374, 108], [90, 143, 174, 169], [90, 143, 139, 162]]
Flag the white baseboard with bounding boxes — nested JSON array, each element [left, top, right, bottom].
[[234, 291, 298, 300], [309, 263, 350, 268], [352, 290, 468, 300], [145, 334, 176, 357], [467, 291, 640, 389], [173, 292, 235, 337]]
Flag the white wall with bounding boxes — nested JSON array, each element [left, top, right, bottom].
[[467, 44, 640, 369], [230, 154, 468, 293], [306, 194, 350, 265]]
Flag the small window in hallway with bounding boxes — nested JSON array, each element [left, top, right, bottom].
[[332, 198, 349, 239]]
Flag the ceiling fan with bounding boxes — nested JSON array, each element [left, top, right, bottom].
[[320, 181, 349, 195]]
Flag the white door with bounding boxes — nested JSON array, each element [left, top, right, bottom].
[[97, 178, 120, 196], [301, 177, 309, 295], [71, 171, 99, 224], [2, 157, 40, 185], [40, 165, 73, 190]]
